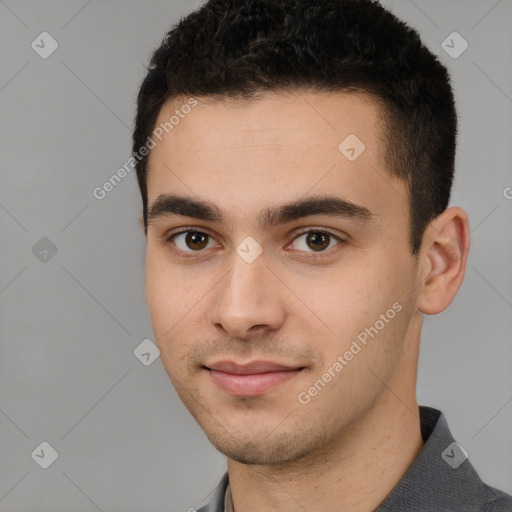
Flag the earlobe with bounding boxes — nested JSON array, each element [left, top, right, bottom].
[[416, 207, 470, 315]]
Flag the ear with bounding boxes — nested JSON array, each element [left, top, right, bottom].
[[416, 206, 470, 315]]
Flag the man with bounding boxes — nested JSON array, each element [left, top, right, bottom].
[[132, 0, 512, 510]]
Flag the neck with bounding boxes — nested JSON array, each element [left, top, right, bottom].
[[226, 374, 423, 511]]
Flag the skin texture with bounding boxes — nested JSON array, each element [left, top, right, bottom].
[[143, 90, 470, 511]]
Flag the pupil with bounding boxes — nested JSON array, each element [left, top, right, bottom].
[[307, 232, 329, 251]]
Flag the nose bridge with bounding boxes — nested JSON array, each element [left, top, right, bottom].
[[221, 251, 270, 311], [210, 248, 285, 337]]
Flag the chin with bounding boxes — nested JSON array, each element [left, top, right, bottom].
[[205, 426, 325, 466]]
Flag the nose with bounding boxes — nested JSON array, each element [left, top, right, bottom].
[[209, 252, 287, 340]]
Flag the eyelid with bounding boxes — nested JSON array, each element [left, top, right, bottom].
[[164, 226, 220, 244], [292, 226, 346, 240]]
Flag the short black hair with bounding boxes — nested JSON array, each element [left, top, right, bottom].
[[133, 0, 457, 255]]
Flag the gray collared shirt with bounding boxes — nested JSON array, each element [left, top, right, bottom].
[[196, 406, 512, 511]]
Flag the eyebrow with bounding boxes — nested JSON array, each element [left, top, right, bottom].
[[147, 194, 375, 230]]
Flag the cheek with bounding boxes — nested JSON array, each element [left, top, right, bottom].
[[145, 245, 192, 316], [144, 247, 191, 352], [145, 247, 207, 365], [145, 250, 169, 330], [303, 267, 378, 331], [300, 260, 406, 362]]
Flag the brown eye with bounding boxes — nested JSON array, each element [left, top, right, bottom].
[[306, 232, 330, 251], [169, 230, 217, 253], [290, 230, 342, 255], [185, 232, 209, 250]]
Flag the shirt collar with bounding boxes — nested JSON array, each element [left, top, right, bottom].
[[376, 405, 500, 510], [224, 482, 233, 512], [201, 406, 504, 511]]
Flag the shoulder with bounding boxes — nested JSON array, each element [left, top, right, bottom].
[[481, 485, 512, 512]]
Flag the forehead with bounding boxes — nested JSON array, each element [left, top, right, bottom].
[[151, 90, 384, 157], [145, 90, 409, 230]]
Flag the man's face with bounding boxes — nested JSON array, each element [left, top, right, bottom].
[[144, 91, 422, 465]]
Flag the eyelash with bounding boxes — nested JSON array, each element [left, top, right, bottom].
[[164, 227, 345, 260]]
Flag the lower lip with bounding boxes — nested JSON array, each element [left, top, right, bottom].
[[208, 369, 302, 397]]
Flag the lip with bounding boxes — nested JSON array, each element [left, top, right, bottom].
[[204, 360, 305, 397], [206, 360, 302, 374]]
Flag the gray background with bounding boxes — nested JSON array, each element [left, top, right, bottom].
[[0, 0, 511, 510]]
